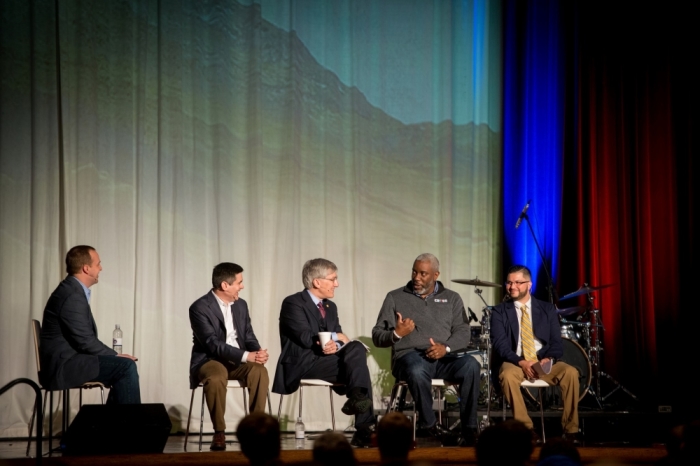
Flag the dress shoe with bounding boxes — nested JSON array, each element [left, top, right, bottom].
[[458, 428, 478, 447], [428, 423, 460, 446], [530, 429, 542, 445], [342, 395, 373, 416], [563, 431, 581, 445], [350, 424, 376, 448], [210, 431, 226, 451]]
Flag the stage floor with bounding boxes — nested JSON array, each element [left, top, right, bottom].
[[1, 407, 679, 464], [0, 433, 671, 466]]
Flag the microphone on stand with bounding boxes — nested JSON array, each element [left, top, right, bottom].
[[467, 307, 479, 323], [515, 200, 531, 229]]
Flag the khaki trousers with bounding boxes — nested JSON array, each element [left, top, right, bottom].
[[198, 359, 269, 432], [499, 361, 579, 434]]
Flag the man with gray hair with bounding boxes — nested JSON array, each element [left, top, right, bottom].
[[272, 258, 376, 448], [373, 253, 480, 446]]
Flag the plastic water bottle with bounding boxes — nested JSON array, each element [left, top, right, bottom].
[[112, 324, 123, 353], [479, 414, 490, 433], [295, 417, 305, 449]]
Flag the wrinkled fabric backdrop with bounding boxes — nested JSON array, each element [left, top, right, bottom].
[[0, 0, 502, 436]]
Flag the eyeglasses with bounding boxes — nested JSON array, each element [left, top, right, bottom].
[[505, 281, 530, 287], [318, 277, 338, 283]]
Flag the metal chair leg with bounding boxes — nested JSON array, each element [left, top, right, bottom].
[[199, 388, 205, 451], [298, 385, 304, 419], [277, 394, 284, 422], [243, 389, 249, 415], [26, 392, 41, 457], [184, 388, 196, 452], [48, 391, 53, 456], [538, 388, 546, 443], [328, 387, 335, 431]]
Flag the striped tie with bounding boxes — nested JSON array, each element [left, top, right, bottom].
[[317, 300, 326, 319], [521, 304, 538, 361]]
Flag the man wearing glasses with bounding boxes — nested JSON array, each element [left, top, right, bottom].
[[490, 265, 580, 443], [272, 258, 375, 447]]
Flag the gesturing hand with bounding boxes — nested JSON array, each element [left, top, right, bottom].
[[395, 312, 415, 337]]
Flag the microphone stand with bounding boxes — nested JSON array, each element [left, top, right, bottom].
[[521, 213, 557, 304]]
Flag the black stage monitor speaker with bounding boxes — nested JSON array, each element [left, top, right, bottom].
[[61, 403, 172, 455]]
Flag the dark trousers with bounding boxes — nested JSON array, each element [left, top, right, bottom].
[[393, 350, 480, 429], [95, 355, 141, 404], [301, 341, 374, 427]]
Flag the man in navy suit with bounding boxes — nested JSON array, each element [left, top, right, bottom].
[[189, 262, 270, 451], [272, 258, 375, 448], [40, 245, 140, 404], [490, 265, 580, 442]]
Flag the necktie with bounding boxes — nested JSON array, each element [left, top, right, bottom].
[[520, 304, 538, 361], [317, 300, 326, 319]]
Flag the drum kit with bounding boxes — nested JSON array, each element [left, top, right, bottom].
[[451, 277, 637, 413]]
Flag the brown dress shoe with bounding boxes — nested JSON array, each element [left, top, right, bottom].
[[210, 431, 227, 451]]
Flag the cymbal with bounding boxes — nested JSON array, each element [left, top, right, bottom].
[[560, 284, 614, 300], [451, 278, 502, 288], [556, 305, 587, 317]]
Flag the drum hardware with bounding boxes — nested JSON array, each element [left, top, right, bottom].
[[452, 277, 502, 287], [452, 277, 501, 424], [556, 305, 588, 317], [559, 282, 638, 408], [559, 283, 615, 301]]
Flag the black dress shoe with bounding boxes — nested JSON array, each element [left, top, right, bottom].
[[458, 428, 478, 447], [563, 431, 581, 445], [210, 431, 226, 451], [428, 423, 460, 446], [350, 424, 375, 448], [342, 396, 373, 415], [530, 429, 542, 445]]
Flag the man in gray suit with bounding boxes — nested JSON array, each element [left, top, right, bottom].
[[40, 245, 140, 404], [189, 262, 269, 451]]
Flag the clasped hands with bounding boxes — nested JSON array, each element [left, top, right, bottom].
[[247, 348, 269, 364], [396, 312, 446, 359]]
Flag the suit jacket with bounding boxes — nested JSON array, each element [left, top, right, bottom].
[[40, 277, 116, 390], [490, 297, 563, 367], [272, 290, 342, 394], [188, 291, 262, 389]]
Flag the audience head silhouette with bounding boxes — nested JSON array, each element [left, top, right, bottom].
[[236, 413, 281, 466]]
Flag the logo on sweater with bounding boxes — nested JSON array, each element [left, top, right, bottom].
[[434, 299, 448, 303]]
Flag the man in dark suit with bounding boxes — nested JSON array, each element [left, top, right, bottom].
[[40, 245, 140, 404], [272, 258, 375, 448], [490, 265, 580, 442], [189, 262, 269, 451]]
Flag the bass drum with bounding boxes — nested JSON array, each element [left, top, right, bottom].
[[524, 337, 591, 403]]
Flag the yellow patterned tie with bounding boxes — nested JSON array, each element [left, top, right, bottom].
[[521, 304, 538, 361]]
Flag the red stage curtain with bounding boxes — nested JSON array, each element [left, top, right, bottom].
[[560, 2, 699, 411]]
